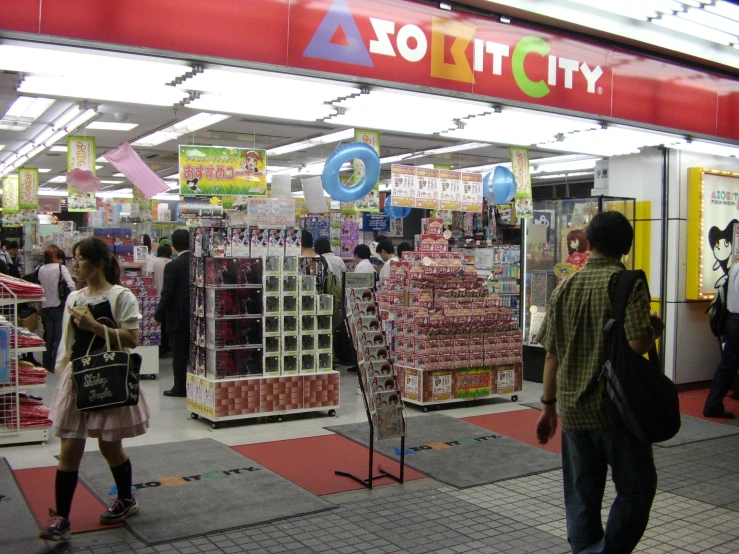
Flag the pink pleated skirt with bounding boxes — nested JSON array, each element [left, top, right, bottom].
[[50, 362, 150, 442]]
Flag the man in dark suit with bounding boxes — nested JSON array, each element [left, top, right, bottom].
[[155, 229, 190, 397]]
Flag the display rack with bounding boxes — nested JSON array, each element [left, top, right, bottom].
[[187, 225, 339, 428], [0, 288, 50, 446]]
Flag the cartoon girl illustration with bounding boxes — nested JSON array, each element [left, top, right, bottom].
[[241, 150, 263, 175], [708, 219, 738, 288], [565, 229, 589, 270]]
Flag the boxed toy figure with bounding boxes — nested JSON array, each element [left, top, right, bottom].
[[195, 287, 205, 317], [206, 288, 262, 318], [264, 295, 280, 315], [301, 353, 316, 374], [264, 355, 281, 376], [282, 295, 298, 315], [265, 255, 281, 275], [283, 256, 298, 275], [264, 336, 280, 354], [206, 347, 263, 379], [264, 315, 281, 336], [300, 295, 316, 314], [301, 334, 315, 353], [316, 333, 332, 352], [209, 228, 228, 257], [282, 335, 298, 355], [192, 257, 204, 287], [267, 229, 285, 256], [285, 229, 301, 257], [318, 352, 332, 372], [264, 275, 280, 293], [317, 294, 333, 314], [300, 275, 316, 295], [229, 228, 249, 257], [282, 275, 298, 293], [206, 318, 262, 348], [205, 258, 262, 287], [282, 355, 298, 376], [283, 315, 298, 335], [300, 314, 316, 332], [250, 229, 268, 259]]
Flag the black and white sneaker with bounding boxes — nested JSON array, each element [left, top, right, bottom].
[[38, 509, 71, 541], [100, 496, 139, 525]]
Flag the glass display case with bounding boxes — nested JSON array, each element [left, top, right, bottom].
[[522, 196, 636, 379]]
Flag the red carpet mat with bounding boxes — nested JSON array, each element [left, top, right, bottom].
[[678, 388, 739, 421], [463, 409, 563, 454], [14, 466, 121, 534], [233, 434, 427, 495]]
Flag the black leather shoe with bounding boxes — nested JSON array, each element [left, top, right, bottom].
[[163, 389, 186, 398], [703, 410, 735, 419]]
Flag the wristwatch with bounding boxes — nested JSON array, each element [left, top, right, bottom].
[[540, 396, 557, 405]]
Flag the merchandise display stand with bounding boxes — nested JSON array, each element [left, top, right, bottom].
[[187, 225, 339, 429], [335, 273, 406, 490], [0, 289, 49, 446], [384, 218, 523, 411]]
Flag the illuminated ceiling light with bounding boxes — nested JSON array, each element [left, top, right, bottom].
[[408, 142, 490, 158], [326, 89, 491, 135], [380, 153, 414, 165], [705, 1, 739, 23], [442, 109, 599, 146], [0, 96, 55, 131], [669, 140, 739, 157], [46, 176, 67, 183], [37, 168, 51, 173], [38, 190, 69, 197], [132, 113, 230, 148], [87, 121, 140, 131], [652, 14, 738, 45], [182, 68, 360, 122], [530, 158, 600, 174], [537, 127, 684, 156], [0, 43, 191, 82], [100, 180, 123, 184], [564, 0, 658, 21], [680, 8, 739, 36], [266, 129, 355, 156]]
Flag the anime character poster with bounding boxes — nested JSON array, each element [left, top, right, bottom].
[[179, 145, 267, 197], [351, 130, 380, 212], [697, 171, 739, 298]]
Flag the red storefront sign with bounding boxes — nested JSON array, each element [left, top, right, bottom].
[[2, 0, 737, 140]]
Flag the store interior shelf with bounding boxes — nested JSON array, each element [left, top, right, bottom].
[[17, 346, 46, 354], [0, 426, 50, 445], [0, 383, 47, 391], [0, 296, 45, 307]]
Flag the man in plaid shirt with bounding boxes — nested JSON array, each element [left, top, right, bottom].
[[536, 211, 664, 554]]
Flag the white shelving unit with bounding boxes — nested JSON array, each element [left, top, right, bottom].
[[0, 292, 49, 446]]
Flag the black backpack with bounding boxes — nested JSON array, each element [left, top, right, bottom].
[[706, 280, 728, 338], [601, 270, 681, 443]]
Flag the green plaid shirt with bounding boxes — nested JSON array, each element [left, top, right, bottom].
[[537, 257, 652, 431]]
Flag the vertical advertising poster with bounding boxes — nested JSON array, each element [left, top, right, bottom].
[[18, 168, 39, 209], [438, 170, 462, 211], [416, 167, 440, 209], [2, 176, 19, 214], [352, 129, 380, 212], [461, 172, 483, 213], [67, 136, 97, 212], [179, 145, 267, 197], [132, 186, 153, 222], [390, 164, 416, 207], [510, 147, 533, 219]]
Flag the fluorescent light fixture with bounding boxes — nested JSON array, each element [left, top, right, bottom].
[[537, 126, 683, 156], [669, 139, 739, 157], [47, 176, 67, 183], [380, 153, 414, 165], [132, 113, 230, 148], [706, 1, 739, 23], [162, 173, 178, 180], [533, 171, 594, 180], [37, 168, 51, 173], [442, 109, 600, 146], [181, 68, 360, 122], [100, 180, 123, 184], [96, 189, 132, 198], [87, 121, 139, 131], [113, 172, 125, 177], [96, 156, 108, 163], [680, 8, 739, 37], [0, 96, 55, 131], [652, 14, 738, 45], [531, 158, 600, 174], [266, 129, 355, 156], [38, 190, 68, 197], [153, 192, 181, 201], [19, 76, 189, 107], [327, 89, 490, 135]]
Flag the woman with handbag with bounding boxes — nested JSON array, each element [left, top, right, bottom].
[[38, 245, 76, 372], [40, 237, 150, 542]]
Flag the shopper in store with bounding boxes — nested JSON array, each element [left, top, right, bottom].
[[155, 229, 190, 397], [397, 242, 413, 260], [703, 255, 739, 418], [354, 244, 375, 274], [38, 245, 76, 372], [40, 237, 149, 542], [4, 240, 21, 277], [535, 211, 662, 554], [141, 234, 156, 274], [301, 230, 317, 257], [376, 239, 398, 281]]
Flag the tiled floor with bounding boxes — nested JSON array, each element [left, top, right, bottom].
[[8, 360, 739, 554]]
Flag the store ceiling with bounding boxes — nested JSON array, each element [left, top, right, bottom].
[[0, 39, 731, 198]]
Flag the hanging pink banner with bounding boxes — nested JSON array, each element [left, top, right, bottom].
[[103, 142, 169, 199]]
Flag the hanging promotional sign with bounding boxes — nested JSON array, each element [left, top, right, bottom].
[[132, 186, 153, 222], [438, 170, 462, 211], [352, 129, 380, 212], [686, 168, 739, 300], [18, 168, 39, 210], [67, 136, 97, 212], [416, 167, 440, 210], [179, 145, 267, 197], [1, 176, 19, 214], [179, 196, 224, 219], [246, 198, 296, 228], [390, 164, 416, 208], [461, 172, 483, 213], [510, 147, 533, 219], [39, 197, 62, 213]]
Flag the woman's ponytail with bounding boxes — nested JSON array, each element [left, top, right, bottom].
[[105, 256, 121, 285]]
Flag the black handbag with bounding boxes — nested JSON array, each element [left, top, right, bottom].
[[72, 326, 141, 412], [58, 265, 71, 303]]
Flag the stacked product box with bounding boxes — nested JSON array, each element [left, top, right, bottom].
[[346, 278, 406, 440], [375, 235, 523, 406], [262, 253, 335, 376], [93, 227, 135, 264], [121, 274, 161, 346]]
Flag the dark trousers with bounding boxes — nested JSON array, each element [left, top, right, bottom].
[[562, 426, 657, 554], [705, 313, 739, 413], [169, 330, 189, 394], [41, 305, 65, 372]]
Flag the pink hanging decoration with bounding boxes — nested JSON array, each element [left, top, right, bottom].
[[102, 142, 169, 199], [65, 168, 101, 192]]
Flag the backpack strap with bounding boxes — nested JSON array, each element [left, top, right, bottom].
[[610, 269, 649, 324]]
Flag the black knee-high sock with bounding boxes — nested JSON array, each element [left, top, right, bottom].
[[55, 469, 78, 519], [110, 458, 132, 500]]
